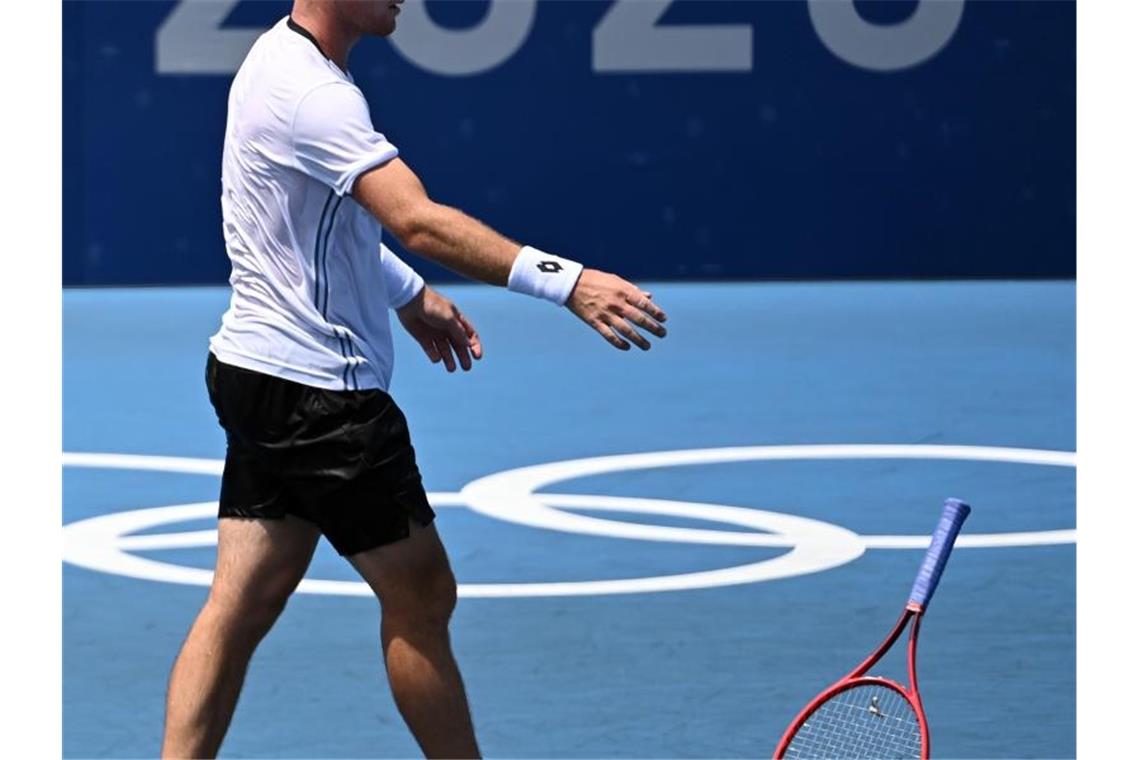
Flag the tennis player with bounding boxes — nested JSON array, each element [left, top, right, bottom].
[[160, 1, 667, 758]]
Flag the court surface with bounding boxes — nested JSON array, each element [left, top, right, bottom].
[[63, 280, 1075, 758]]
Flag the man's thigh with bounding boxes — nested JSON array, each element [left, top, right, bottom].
[[211, 515, 321, 608], [347, 520, 454, 609]]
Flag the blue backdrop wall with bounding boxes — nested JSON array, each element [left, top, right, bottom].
[[63, 0, 1074, 285]]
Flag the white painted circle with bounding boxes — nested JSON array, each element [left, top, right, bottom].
[[63, 444, 1075, 598], [61, 494, 864, 598], [460, 444, 1075, 548]]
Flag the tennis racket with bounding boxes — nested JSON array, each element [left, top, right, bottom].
[[773, 498, 971, 760]]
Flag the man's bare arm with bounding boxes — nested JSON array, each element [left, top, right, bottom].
[[353, 157, 667, 351], [353, 158, 518, 285]]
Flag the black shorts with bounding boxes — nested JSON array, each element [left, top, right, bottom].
[[205, 352, 435, 556]]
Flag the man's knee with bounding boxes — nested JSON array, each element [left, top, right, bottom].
[[207, 580, 293, 638], [424, 565, 459, 624], [384, 563, 457, 630]]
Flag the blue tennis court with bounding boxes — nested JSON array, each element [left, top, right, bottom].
[[63, 279, 1074, 758]]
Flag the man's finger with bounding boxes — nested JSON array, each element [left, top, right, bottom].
[[444, 319, 473, 370], [434, 337, 457, 372], [421, 338, 442, 363], [448, 328, 472, 371], [607, 315, 651, 351], [458, 312, 483, 360], [626, 291, 667, 323], [617, 303, 666, 338], [595, 319, 631, 351]]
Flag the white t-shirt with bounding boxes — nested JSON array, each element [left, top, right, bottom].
[[209, 16, 423, 391]]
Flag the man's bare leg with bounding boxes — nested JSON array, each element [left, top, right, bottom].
[[350, 520, 480, 759], [161, 515, 320, 759]]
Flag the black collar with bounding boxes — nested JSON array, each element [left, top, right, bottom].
[[287, 16, 330, 61]]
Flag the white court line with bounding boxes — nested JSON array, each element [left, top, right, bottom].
[[862, 530, 1076, 549], [63, 452, 223, 475]]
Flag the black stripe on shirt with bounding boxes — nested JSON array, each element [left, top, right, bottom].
[[336, 331, 352, 389], [316, 194, 355, 389], [346, 335, 361, 389], [312, 189, 334, 314], [319, 195, 344, 318]]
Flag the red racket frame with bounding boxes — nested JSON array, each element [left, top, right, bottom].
[[773, 601, 930, 759]]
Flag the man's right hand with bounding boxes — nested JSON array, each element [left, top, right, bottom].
[[565, 269, 668, 351]]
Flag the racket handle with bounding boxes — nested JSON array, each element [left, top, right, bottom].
[[908, 498, 971, 609]]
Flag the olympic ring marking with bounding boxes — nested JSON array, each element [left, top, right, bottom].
[[460, 444, 1076, 549], [62, 445, 1075, 598], [62, 494, 865, 598]]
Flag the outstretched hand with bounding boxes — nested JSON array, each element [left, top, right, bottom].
[[396, 286, 483, 372], [565, 269, 668, 351]]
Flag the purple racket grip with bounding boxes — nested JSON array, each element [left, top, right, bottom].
[[907, 498, 971, 610]]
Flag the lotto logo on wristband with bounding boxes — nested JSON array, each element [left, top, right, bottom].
[[508, 246, 583, 305]]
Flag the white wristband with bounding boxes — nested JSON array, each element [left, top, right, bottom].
[[507, 246, 584, 305]]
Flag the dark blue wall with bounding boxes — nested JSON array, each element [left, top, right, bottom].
[[63, 1, 1074, 285]]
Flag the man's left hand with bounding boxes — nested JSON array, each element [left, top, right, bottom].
[[396, 286, 483, 372]]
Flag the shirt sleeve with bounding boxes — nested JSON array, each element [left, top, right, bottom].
[[291, 81, 399, 197], [380, 243, 425, 309]]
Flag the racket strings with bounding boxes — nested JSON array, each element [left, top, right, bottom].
[[784, 683, 922, 759]]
